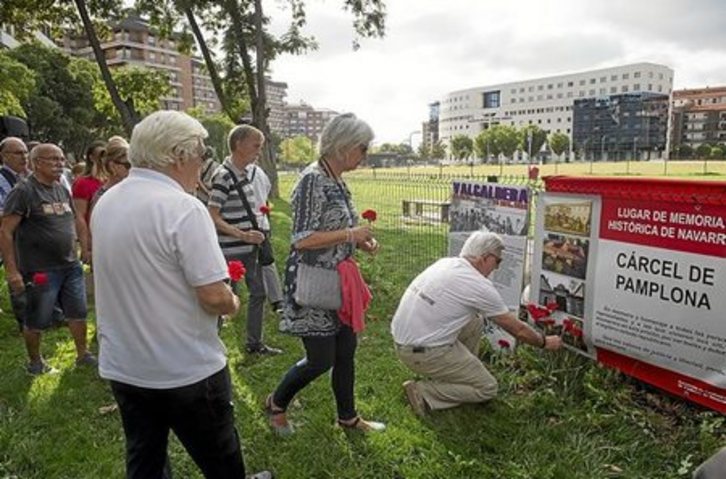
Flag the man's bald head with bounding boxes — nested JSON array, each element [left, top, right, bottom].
[[30, 143, 65, 183]]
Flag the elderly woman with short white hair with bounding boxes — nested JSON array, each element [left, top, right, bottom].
[[266, 112, 384, 435]]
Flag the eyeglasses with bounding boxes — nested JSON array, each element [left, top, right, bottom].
[[489, 254, 503, 266], [4, 150, 28, 156], [360, 145, 369, 154], [36, 156, 65, 163]]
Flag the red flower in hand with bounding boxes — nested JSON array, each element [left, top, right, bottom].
[[571, 328, 583, 338], [545, 299, 559, 312], [497, 339, 511, 349], [227, 261, 246, 282], [361, 209, 377, 223], [259, 205, 271, 215], [32, 272, 49, 286]]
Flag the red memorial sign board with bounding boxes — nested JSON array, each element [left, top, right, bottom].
[[534, 177, 726, 413]]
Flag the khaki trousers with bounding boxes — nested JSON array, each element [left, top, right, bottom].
[[396, 315, 498, 410]]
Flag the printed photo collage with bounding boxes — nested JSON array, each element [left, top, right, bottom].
[[537, 200, 593, 352]]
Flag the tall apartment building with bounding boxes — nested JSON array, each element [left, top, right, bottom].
[[282, 102, 339, 143], [572, 93, 670, 161], [266, 78, 288, 136], [438, 62, 674, 153], [671, 86, 726, 151], [58, 14, 221, 114], [421, 101, 440, 152]]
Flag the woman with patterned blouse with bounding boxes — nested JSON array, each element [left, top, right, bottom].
[[266, 113, 384, 435]]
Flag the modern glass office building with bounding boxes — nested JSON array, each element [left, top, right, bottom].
[[572, 92, 670, 161]]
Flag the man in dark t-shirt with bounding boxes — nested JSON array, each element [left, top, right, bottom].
[[0, 143, 96, 375]]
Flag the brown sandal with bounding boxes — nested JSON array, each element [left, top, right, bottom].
[[265, 395, 294, 436]]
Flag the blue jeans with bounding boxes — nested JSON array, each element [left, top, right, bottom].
[[20, 263, 86, 331], [110, 366, 246, 479]]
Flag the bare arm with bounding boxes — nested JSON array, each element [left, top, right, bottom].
[[492, 311, 563, 350], [295, 225, 373, 251], [73, 198, 91, 260], [207, 206, 264, 245], [75, 214, 91, 264], [195, 281, 240, 316], [0, 214, 24, 293]]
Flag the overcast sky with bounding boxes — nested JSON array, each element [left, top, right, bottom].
[[266, 0, 726, 145]]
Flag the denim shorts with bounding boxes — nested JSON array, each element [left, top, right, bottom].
[[20, 263, 87, 331]]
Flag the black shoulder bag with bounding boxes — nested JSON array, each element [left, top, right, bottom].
[[224, 166, 275, 266]]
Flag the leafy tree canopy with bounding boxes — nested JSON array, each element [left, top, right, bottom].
[[6, 43, 100, 157], [0, 53, 36, 117], [279, 135, 316, 166], [520, 124, 547, 158], [93, 66, 172, 123], [548, 132, 570, 157], [450, 135, 473, 161]]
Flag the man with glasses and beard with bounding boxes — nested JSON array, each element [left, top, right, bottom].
[[0, 143, 95, 375], [391, 231, 562, 417]]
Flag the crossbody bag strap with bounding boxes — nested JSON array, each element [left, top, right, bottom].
[[224, 165, 260, 231], [0, 168, 17, 188]]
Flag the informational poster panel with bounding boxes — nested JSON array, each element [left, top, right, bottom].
[[448, 180, 530, 351], [534, 177, 726, 413], [531, 193, 600, 358]]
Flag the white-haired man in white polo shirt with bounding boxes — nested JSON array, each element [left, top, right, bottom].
[[91, 111, 270, 479], [391, 231, 562, 417]]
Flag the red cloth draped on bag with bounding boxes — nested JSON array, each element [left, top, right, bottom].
[[336, 258, 372, 333]]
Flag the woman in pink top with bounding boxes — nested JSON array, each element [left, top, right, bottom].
[[72, 140, 106, 258]]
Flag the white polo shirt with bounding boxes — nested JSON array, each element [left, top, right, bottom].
[[391, 257, 509, 347], [92, 168, 229, 389], [245, 164, 271, 230]]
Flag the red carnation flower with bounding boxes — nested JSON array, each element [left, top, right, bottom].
[[571, 328, 583, 338], [259, 205, 271, 215], [546, 299, 559, 312], [361, 209, 377, 223], [497, 339, 511, 349], [540, 318, 556, 327], [32, 272, 49, 286], [227, 261, 246, 282], [526, 303, 550, 321]]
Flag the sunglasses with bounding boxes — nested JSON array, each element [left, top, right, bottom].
[[490, 254, 503, 266], [113, 160, 132, 169]]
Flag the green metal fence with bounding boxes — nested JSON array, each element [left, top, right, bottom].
[[279, 171, 544, 282]]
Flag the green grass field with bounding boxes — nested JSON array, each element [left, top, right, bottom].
[[351, 158, 726, 180], [0, 165, 724, 478]]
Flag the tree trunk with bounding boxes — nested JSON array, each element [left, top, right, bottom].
[[184, 6, 236, 123], [252, 0, 279, 198], [226, 0, 257, 113], [73, 0, 138, 135]]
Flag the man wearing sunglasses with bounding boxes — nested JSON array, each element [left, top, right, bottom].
[[391, 231, 562, 417]]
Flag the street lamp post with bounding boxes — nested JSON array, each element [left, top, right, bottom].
[[628, 136, 638, 175], [527, 130, 533, 177], [601, 135, 608, 164]]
